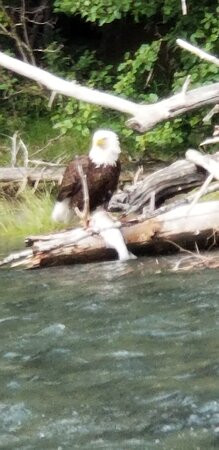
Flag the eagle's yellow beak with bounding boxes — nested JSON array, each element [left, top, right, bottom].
[[95, 138, 106, 147]]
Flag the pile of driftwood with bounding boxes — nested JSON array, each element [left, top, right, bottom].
[[1, 148, 219, 269], [0, 37, 218, 269]]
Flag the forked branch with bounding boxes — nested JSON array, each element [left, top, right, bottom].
[[0, 49, 218, 133]]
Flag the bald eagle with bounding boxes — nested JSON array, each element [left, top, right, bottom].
[[52, 129, 121, 223]]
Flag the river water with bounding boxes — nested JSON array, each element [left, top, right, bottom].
[[0, 256, 218, 449]]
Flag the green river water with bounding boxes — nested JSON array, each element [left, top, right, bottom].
[[0, 253, 218, 449]]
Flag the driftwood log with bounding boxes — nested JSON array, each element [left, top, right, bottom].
[[109, 150, 219, 214], [2, 150, 219, 206], [0, 166, 64, 183], [1, 200, 219, 269], [0, 166, 64, 195], [1, 148, 219, 269]]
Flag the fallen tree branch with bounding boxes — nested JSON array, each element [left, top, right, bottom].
[[177, 39, 219, 67], [172, 251, 219, 271], [110, 152, 219, 214], [140, 180, 219, 220], [2, 201, 219, 268], [203, 104, 219, 123], [200, 136, 219, 146], [0, 166, 64, 183], [0, 51, 219, 132], [186, 149, 219, 180]]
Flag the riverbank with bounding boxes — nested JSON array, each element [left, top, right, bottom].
[[0, 189, 64, 240]]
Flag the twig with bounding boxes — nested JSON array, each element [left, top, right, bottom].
[[19, 138, 29, 167], [48, 90, 57, 108], [31, 132, 65, 157], [200, 136, 219, 146], [74, 159, 90, 223], [28, 159, 65, 167], [181, 75, 191, 95], [181, 0, 187, 15], [16, 175, 28, 195], [165, 239, 204, 257], [32, 167, 46, 193], [177, 39, 219, 67], [186, 173, 214, 215], [133, 166, 143, 185], [10, 133, 29, 167], [203, 104, 219, 123], [11, 131, 19, 167], [21, 0, 36, 66]]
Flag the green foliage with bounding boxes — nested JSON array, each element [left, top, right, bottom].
[[51, 0, 219, 158], [52, 100, 102, 137], [114, 41, 161, 100], [51, 42, 162, 154], [174, 9, 219, 90], [54, 0, 161, 25], [0, 0, 218, 162]]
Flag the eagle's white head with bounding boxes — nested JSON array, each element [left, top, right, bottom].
[[89, 129, 121, 167]]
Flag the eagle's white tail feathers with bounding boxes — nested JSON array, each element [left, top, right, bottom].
[[90, 210, 137, 262], [114, 240, 136, 261], [52, 199, 73, 223]]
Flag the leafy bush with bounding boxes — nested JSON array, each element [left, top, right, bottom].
[[0, 0, 218, 161], [54, 0, 161, 24]]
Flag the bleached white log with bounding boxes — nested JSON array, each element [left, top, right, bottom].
[[2, 200, 219, 268], [0, 166, 64, 182], [0, 51, 219, 132], [0, 51, 138, 116], [159, 200, 219, 236]]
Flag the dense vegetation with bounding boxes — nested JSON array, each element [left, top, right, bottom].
[[0, 0, 218, 165]]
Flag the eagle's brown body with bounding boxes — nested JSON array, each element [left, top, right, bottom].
[[57, 156, 121, 211]]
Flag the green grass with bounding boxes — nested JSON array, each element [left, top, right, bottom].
[[0, 115, 90, 167], [0, 189, 64, 239], [23, 116, 90, 161], [0, 116, 91, 241]]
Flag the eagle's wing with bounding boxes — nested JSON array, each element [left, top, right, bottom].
[[57, 156, 89, 202]]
